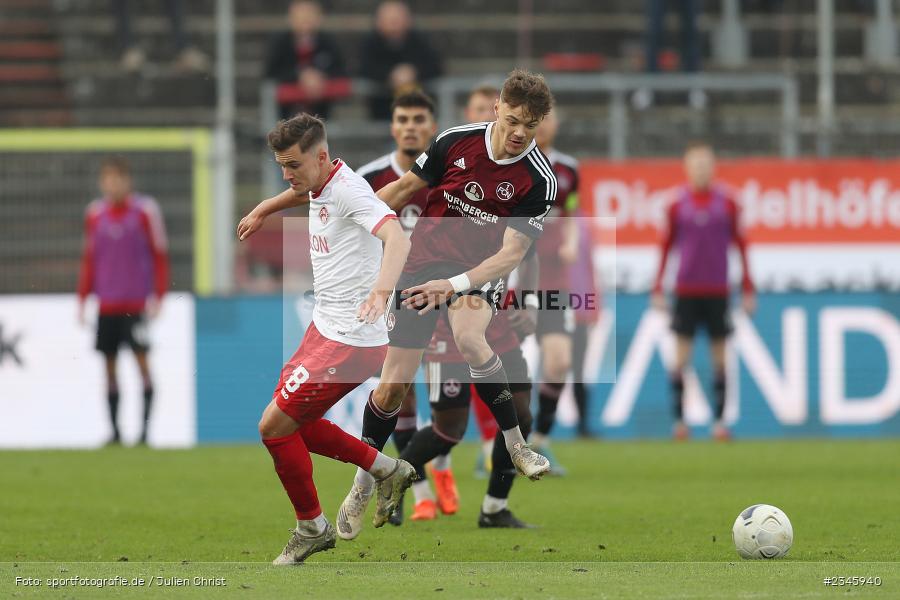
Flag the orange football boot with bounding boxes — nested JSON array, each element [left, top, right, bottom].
[[432, 468, 460, 515], [411, 498, 438, 521]]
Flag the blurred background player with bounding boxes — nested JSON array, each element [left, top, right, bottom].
[[359, 1, 443, 120], [264, 0, 347, 120], [651, 140, 756, 441], [568, 203, 600, 438], [77, 156, 170, 446], [238, 114, 414, 564], [356, 89, 439, 524], [529, 108, 580, 474], [465, 84, 500, 123]]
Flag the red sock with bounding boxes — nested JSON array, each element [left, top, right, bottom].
[[299, 419, 377, 470], [471, 388, 500, 441], [262, 431, 321, 520]]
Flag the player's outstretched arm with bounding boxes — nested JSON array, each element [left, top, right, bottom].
[[465, 226, 533, 288], [376, 170, 428, 211], [507, 249, 540, 337], [357, 218, 411, 323], [401, 226, 533, 314], [237, 187, 310, 241]]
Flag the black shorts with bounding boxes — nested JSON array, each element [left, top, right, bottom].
[[388, 266, 505, 349], [96, 313, 150, 355], [424, 347, 531, 411], [671, 296, 732, 339], [535, 290, 575, 338]]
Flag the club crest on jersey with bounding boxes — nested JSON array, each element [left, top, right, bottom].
[[400, 204, 422, 231], [442, 378, 462, 398], [496, 181, 515, 201], [319, 206, 329, 224], [464, 181, 484, 202]]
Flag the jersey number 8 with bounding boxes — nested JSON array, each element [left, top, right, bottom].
[[285, 364, 310, 393]]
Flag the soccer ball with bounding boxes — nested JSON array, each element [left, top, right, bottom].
[[731, 504, 793, 559]]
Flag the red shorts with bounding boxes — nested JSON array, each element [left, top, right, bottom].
[[273, 323, 387, 424]]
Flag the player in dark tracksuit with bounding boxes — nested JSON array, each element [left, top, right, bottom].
[[652, 141, 755, 441]]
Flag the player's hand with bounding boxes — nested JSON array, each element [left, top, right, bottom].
[[237, 209, 265, 241], [651, 290, 668, 311], [559, 240, 578, 264], [146, 295, 161, 320], [401, 279, 454, 315], [741, 291, 757, 316], [508, 306, 538, 338], [357, 289, 391, 324]]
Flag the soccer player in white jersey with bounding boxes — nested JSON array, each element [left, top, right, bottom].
[[236, 114, 415, 565]]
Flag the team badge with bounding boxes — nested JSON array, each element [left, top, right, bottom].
[[496, 181, 515, 201], [400, 204, 422, 231], [464, 181, 484, 202], [319, 206, 329, 224], [442, 378, 461, 398]]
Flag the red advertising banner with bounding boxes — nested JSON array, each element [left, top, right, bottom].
[[580, 159, 900, 245]]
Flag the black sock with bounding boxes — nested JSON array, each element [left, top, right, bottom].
[[535, 382, 564, 436], [471, 355, 518, 431], [107, 389, 120, 439], [488, 435, 516, 499], [671, 374, 684, 420], [486, 403, 532, 500], [141, 385, 153, 441], [362, 392, 400, 451], [399, 425, 456, 475], [392, 426, 426, 479], [714, 371, 726, 421], [392, 427, 415, 454], [573, 381, 589, 434]]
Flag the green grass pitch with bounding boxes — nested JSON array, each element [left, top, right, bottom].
[[2, 440, 898, 599]]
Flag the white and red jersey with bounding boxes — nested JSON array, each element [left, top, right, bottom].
[[307, 159, 397, 347]]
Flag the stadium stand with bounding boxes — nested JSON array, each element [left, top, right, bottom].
[[3, 0, 899, 293], [0, 0, 71, 126]]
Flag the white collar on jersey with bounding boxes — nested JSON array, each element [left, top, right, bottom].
[[389, 151, 405, 178], [484, 121, 536, 165]]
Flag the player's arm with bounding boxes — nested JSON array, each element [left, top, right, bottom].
[[507, 246, 540, 337], [729, 196, 756, 315], [76, 208, 96, 325], [560, 201, 580, 264], [139, 199, 171, 319], [402, 226, 535, 314], [651, 200, 678, 310], [357, 218, 411, 323], [382, 129, 451, 211], [468, 227, 534, 288], [237, 187, 310, 241], [377, 169, 428, 211], [403, 164, 553, 314]]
